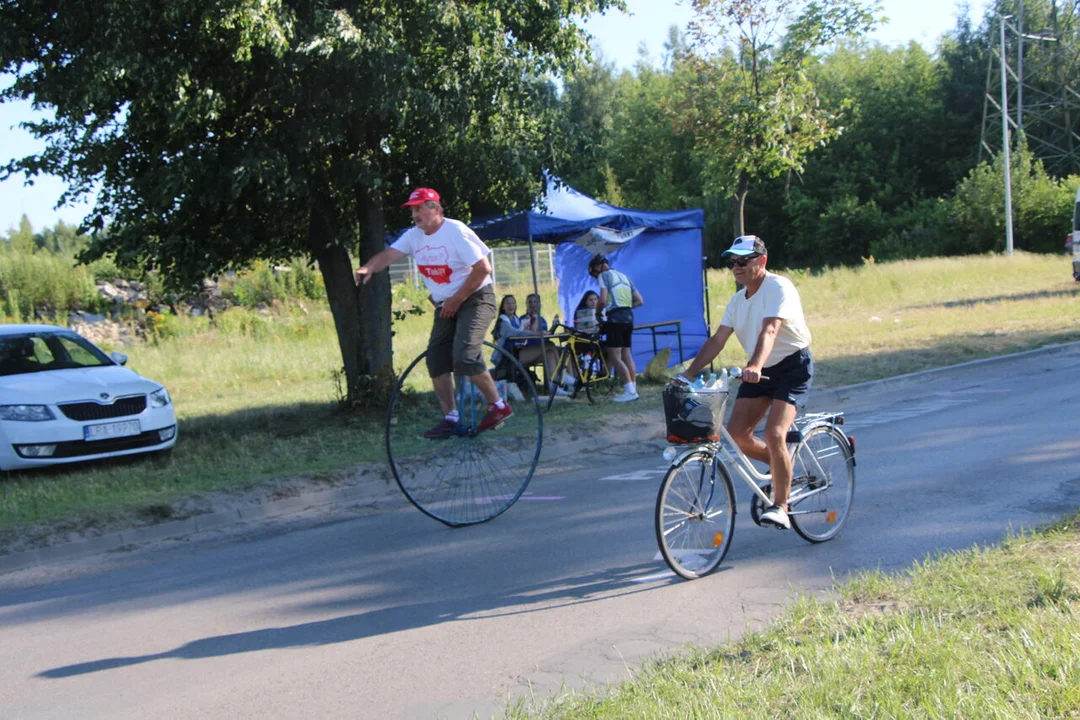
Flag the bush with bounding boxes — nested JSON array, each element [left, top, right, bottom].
[[867, 198, 952, 262], [0, 251, 104, 318], [949, 142, 1077, 255], [219, 260, 326, 307], [787, 195, 888, 267]]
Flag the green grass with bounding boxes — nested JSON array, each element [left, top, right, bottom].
[[0, 253, 1077, 536], [507, 515, 1080, 719]]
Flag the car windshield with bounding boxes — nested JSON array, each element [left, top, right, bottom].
[[0, 332, 113, 377]]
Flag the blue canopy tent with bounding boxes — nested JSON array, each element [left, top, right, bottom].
[[471, 183, 708, 371]]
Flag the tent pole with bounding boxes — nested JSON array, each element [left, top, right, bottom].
[[528, 232, 551, 394], [703, 253, 713, 374], [703, 255, 711, 334], [528, 233, 540, 299]]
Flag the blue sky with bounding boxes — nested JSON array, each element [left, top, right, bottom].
[[1, 0, 992, 233]]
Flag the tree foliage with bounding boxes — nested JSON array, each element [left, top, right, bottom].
[[675, 0, 880, 236], [0, 0, 618, 402]]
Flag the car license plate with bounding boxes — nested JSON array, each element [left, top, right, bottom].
[[84, 420, 141, 442]]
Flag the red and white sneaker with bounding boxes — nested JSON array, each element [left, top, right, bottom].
[[477, 402, 513, 433], [423, 417, 459, 440]]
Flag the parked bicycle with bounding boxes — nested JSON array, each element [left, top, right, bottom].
[[544, 322, 620, 410], [386, 341, 543, 527], [655, 369, 856, 580]]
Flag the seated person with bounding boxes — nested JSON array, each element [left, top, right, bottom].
[[516, 293, 572, 395], [573, 291, 602, 335], [492, 294, 529, 361]]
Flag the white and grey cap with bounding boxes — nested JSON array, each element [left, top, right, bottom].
[[722, 235, 767, 257]]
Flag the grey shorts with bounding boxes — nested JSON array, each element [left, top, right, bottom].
[[427, 286, 496, 377]]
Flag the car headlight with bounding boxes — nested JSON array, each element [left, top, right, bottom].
[[0, 405, 56, 421], [149, 388, 172, 408]]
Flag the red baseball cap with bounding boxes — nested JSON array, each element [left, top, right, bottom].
[[402, 187, 440, 207]]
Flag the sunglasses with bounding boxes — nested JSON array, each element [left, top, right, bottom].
[[727, 255, 760, 268]]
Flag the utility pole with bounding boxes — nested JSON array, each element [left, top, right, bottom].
[[1001, 14, 1015, 257]]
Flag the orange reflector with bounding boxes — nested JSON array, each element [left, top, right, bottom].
[[712, 532, 725, 547], [826, 510, 837, 523], [848, 435, 856, 453]]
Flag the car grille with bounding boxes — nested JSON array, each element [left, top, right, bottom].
[[58, 395, 147, 421]]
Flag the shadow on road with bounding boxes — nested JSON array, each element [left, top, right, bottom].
[[37, 561, 668, 679]]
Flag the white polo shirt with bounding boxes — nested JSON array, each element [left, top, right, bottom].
[[390, 219, 492, 303], [720, 272, 811, 367]]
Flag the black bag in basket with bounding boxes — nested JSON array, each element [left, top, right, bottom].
[[663, 385, 720, 443]]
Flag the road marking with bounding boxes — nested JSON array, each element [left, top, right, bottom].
[[843, 396, 977, 431], [474, 492, 565, 505], [598, 469, 667, 482]]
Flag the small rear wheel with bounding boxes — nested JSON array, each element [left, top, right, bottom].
[[655, 450, 736, 580], [788, 425, 855, 543]]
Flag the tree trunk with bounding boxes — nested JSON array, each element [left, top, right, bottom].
[[731, 170, 749, 239], [731, 170, 750, 291], [357, 188, 394, 378], [308, 192, 394, 408]]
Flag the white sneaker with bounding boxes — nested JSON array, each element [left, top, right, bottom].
[[760, 505, 790, 530], [613, 390, 639, 403], [506, 383, 525, 402], [550, 384, 572, 397]]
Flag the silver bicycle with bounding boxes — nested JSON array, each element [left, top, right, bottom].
[[655, 369, 856, 580]]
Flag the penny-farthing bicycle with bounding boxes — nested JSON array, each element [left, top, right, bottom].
[[386, 341, 543, 527]]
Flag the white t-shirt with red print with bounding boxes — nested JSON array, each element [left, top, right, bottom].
[[390, 218, 492, 303]]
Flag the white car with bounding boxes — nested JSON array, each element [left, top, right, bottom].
[[0, 324, 177, 471]]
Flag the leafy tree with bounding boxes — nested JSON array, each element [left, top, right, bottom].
[[778, 40, 965, 265], [35, 221, 86, 257], [5, 215, 35, 254], [0, 0, 618, 403], [675, 0, 880, 238]]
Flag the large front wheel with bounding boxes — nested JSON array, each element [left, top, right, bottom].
[[788, 425, 855, 543], [655, 450, 736, 580], [386, 341, 543, 527]]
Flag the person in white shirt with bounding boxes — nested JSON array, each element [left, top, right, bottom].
[[675, 235, 814, 530], [355, 188, 512, 438]]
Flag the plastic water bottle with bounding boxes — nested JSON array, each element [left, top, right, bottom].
[[706, 372, 718, 389], [691, 374, 705, 391]]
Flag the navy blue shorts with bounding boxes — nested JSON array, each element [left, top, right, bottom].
[[736, 348, 813, 410]]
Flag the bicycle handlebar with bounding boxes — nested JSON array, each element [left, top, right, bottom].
[[671, 367, 770, 386], [548, 322, 601, 340]]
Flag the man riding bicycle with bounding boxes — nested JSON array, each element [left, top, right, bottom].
[[675, 236, 813, 530]]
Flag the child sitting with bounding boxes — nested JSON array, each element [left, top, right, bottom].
[[573, 290, 601, 334]]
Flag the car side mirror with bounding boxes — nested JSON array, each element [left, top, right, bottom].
[[110, 351, 128, 366]]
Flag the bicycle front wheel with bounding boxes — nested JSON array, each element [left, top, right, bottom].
[[788, 425, 855, 543], [386, 341, 543, 527], [655, 450, 736, 580]]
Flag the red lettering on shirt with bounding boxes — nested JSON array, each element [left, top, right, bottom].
[[414, 244, 454, 285], [419, 264, 452, 284]]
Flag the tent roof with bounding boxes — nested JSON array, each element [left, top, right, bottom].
[[471, 181, 704, 244]]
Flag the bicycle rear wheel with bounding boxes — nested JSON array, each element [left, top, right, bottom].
[[788, 425, 855, 543], [580, 343, 618, 403], [386, 341, 543, 527], [655, 450, 736, 580]]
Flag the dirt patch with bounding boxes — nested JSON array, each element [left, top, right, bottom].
[[0, 460, 394, 557]]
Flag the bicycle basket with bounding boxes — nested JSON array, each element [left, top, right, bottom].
[[662, 384, 728, 443]]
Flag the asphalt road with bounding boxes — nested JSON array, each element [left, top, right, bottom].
[[2, 347, 1079, 719]]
